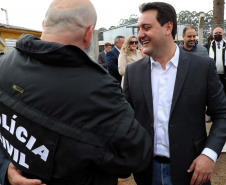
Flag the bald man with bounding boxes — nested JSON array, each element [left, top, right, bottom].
[[0, 0, 152, 184], [204, 27, 226, 94]]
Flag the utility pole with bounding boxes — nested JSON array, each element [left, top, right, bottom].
[[1, 8, 9, 25]]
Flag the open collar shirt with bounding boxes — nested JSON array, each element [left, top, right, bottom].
[[150, 45, 217, 162]]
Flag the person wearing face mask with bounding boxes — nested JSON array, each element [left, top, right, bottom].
[[204, 27, 226, 94], [204, 27, 226, 143]]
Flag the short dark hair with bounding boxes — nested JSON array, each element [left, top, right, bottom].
[[183, 25, 196, 36], [139, 2, 177, 39], [104, 42, 111, 47], [114, 36, 125, 45], [207, 35, 213, 42]]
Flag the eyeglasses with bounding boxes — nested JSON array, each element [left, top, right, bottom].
[[129, 41, 138, 45]]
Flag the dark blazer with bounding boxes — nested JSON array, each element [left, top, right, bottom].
[[123, 48, 226, 185], [106, 47, 122, 84], [204, 41, 226, 74], [98, 51, 107, 69]]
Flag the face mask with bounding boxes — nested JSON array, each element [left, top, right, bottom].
[[214, 34, 222, 42]]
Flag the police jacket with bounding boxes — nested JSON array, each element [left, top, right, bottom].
[[0, 34, 152, 185]]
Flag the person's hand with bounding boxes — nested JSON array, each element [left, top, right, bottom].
[[7, 163, 46, 185], [187, 154, 215, 185]]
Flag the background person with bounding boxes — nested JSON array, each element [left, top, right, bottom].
[[106, 36, 125, 84], [203, 34, 214, 48], [118, 35, 142, 88], [124, 2, 226, 185], [0, 0, 152, 185], [98, 42, 111, 69], [204, 26, 226, 148], [180, 25, 208, 56], [204, 27, 226, 94]]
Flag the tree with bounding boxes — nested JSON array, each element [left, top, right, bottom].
[[177, 10, 214, 42], [213, 0, 225, 29], [98, 27, 107, 33], [109, 26, 117, 30], [118, 14, 138, 27]]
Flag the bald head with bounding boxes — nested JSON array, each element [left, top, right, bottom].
[[213, 27, 224, 42], [43, 0, 97, 33], [41, 0, 97, 48]]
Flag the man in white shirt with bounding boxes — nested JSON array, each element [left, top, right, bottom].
[[124, 2, 226, 185]]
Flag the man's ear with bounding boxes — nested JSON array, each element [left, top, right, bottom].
[[165, 21, 173, 37], [84, 26, 94, 47], [42, 20, 45, 29]]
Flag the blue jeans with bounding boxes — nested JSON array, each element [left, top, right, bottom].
[[152, 159, 173, 185]]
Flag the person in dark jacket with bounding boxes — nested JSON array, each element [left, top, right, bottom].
[[180, 25, 208, 56], [124, 2, 226, 185], [0, 0, 152, 185], [98, 42, 112, 69], [106, 36, 125, 84]]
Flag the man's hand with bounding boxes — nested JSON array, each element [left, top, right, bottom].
[[7, 163, 46, 185], [187, 154, 215, 185]]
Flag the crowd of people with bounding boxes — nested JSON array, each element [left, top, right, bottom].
[[0, 0, 226, 185]]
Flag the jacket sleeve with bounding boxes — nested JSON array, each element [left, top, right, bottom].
[[123, 65, 133, 107], [205, 58, 226, 156], [96, 75, 152, 176], [0, 147, 10, 185], [118, 52, 127, 76], [203, 47, 209, 57], [98, 52, 107, 68], [106, 51, 119, 74]]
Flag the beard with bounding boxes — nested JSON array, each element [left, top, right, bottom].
[[186, 40, 195, 48]]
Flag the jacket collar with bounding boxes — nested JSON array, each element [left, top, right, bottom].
[[140, 48, 190, 120], [16, 34, 93, 67]]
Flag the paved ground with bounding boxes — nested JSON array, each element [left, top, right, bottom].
[[118, 122, 226, 185]]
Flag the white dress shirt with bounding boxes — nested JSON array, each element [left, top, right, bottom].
[[216, 40, 224, 74], [150, 45, 217, 162], [115, 46, 121, 53]]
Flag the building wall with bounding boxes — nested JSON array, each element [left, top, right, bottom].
[[102, 24, 186, 44], [0, 27, 41, 53], [103, 24, 138, 42]]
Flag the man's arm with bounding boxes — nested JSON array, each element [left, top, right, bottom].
[[98, 52, 107, 68], [106, 51, 119, 74], [0, 148, 10, 185], [95, 72, 152, 175], [0, 147, 46, 185], [188, 57, 226, 185], [123, 65, 133, 107]]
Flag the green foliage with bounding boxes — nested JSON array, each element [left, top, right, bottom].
[[177, 10, 213, 27], [177, 10, 215, 42], [118, 14, 138, 27], [109, 26, 117, 30], [98, 27, 107, 32]]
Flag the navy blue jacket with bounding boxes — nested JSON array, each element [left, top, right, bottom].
[[105, 47, 122, 84]]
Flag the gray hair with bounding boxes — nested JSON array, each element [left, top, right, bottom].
[[114, 36, 125, 45], [44, 1, 97, 31]]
